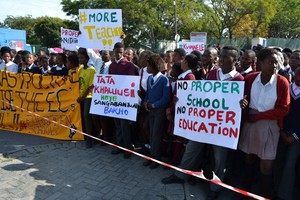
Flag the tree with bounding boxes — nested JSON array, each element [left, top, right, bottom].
[[1, 15, 37, 44], [232, 15, 269, 39], [249, 0, 278, 38], [61, 0, 208, 49], [1, 15, 78, 47], [269, 0, 300, 38], [204, 0, 254, 39], [34, 17, 65, 47]]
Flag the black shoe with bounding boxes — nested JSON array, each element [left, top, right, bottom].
[[123, 152, 131, 159], [161, 174, 184, 184], [143, 160, 152, 166], [206, 191, 220, 200], [111, 149, 123, 155], [149, 162, 159, 169]]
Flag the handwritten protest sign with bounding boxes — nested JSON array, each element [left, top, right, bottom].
[[174, 80, 244, 149], [61, 27, 79, 51], [78, 9, 122, 50], [90, 75, 140, 121], [0, 70, 83, 140], [179, 41, 205, 54]]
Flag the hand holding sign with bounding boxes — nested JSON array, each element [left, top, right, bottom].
[[239, 95, 248, 109], [78, 9, 122, 50]]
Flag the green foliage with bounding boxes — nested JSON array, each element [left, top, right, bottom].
[[2, 15, 37, 44], [1, 15, 78, 47], [61, 0, 207, 48], [34, 17, 65, 47], [248, 0, 278, 37], [205, 0, 254, 39], [269, 0, 300, 38]]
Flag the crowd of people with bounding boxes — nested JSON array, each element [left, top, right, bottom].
[[0, 42, 299, 200]]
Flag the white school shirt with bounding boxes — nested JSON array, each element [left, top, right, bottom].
[[240, 66, 253, 75], [217, 68, 238, 81], [249, 73, 277, 112], [292, 82, 300, 96], [178, 69, 192, 79], [140, 66, 151, 91], [98, 60, 112, 74], [152, 72, 163, 83], [0, 61, 18, 73]]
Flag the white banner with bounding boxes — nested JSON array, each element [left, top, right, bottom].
[[61, 27, 79, 51], [190, 32, 207, 44], [90, 75, 140, 121], [78, 9, 122, 50], [179, 41, 205, 54], [174, 80, 244, 149]]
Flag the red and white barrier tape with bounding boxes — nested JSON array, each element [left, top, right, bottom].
[[2, 101, 268, 200]]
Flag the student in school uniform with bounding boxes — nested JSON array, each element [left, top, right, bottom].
[[274, 66, 300, 200], [136, 50, 153, 153], [163, 62, 182, 158], [91, 50, 115, 144], [109, 42, 138, 159], [50, 53, 68, 76], [166, 54, 197, 166], [193, 47, 219, 80], [282, 50, 300, 83], [237, 49, 256, 77], [239, 48, 290, 199], [0, 47, 18, 73], [162, 46, 244, 200], [76, 48, 97, 148], [39, 56, 51, 75], [24, 53, 42, 74], [142, 54, 171, 169]]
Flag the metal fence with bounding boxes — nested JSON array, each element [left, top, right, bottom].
[[150, 37, 300, 53]]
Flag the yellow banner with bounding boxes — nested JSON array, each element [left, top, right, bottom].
[[0, 70, 83, 140]]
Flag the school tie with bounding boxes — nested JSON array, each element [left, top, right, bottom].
[[151, 77, 154, 85], [99, 62, 105, 74], [4, 64, 7, 71]]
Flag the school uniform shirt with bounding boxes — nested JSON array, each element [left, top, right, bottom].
[[140, 67, 151, 92], [207, 68, 244, 81], [249, 73, 277, 112], [178, 69, 195, 80], [98, 60, 111, 74], [51, 64, 68, 76], [244, 72, 290, 128], [108, 57, 137, 76], [283, 83, 300, 140], [292, 82, 300, 96], [0, 61, 18, 73], [78, 65, 96, 98], [174, 69, 196, 96], [284, 67, 294, 82], [240, 66, 253, 76], [27, 63, 42, 74], [144, 72, 170, 108], [41, 66, 51, 75]]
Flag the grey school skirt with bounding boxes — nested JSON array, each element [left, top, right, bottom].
[[238, 110, 280, 160]]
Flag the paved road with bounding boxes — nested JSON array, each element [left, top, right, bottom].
[[0, 130, 299, 200], [0, 130, 62, 153]]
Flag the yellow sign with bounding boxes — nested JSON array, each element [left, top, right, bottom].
[[0, 70, 83, 140], [78, 9, 122, 50]]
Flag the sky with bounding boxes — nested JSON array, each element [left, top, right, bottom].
[[0, 0, 73, 22]]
